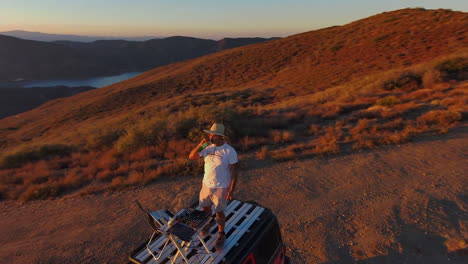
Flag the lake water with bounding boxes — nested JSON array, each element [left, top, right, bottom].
[[22, 72, 143, 88]]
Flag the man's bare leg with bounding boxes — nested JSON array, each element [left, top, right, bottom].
[[215, 211, 226, 250], [215, 212, 226, 233], [200, 206, 213, 236]]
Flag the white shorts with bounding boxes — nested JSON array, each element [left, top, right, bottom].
[[199, 184, 229, 213]]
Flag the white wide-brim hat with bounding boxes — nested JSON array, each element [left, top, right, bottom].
[[203, 123, 226, 137]]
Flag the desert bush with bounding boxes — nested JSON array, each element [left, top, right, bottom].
[[271, 130, 295, 144], [22, 161, 51, 185], [164, 139, 191, 160], [239, 136, 268, 152], [383, 72, 422, 91], [129, 159, 155, 172], [350, 119, 377, 150], [114, 129, 148, 153], [81, 165, 99, 180], [376, 96, 401, 107], [114, 162, 130, 176], [62, 168, 89, 188], [357, 106, 383, 119], [271, 146, 296, 161], [439, 98, 457, 107], [352, 138, 375, 150], [436, 57, 468, 81], [140, 169, 165, 184], [18, 183, 62, 202], [95, 169, 115, 182], [314, 127, 341, 154], [96, 150, 120, 170], [378, 126, 417, 145], [417, 110, 462, 132], [309, 124, 321, 136], [1, 144, 76, 169], [320, 104, 342, 119], [380, 102, 419, 119], [114, 116, 168, 153], [379, 118, 405, 131], [422, 70, 441, 88], [72, 183, 107, 197], [86, 128, 125, 150], [255, 146, 270, 160], [401, 89, 433, 102], [185, 103, 240, 139], [110, 176, 127, 189], [114, 103, 241, 154], [69, 151, 98, 168], [350, 119, 371, 135], [156, 159, 203, 178], [127, 170, 147, 185], [0, 169, 21, 185], [129, 147, 159, 161]]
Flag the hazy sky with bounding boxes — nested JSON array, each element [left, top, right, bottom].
[[1, 0, 467, 39]]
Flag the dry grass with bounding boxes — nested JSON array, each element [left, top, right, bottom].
[[0, 12, 467, 201], [422, 70, 441, 88], [314, 126, 342, 154], [417, 110, 462, 133], [271, 130, 295, 144], [18, 183, 62, 202], [271, 146, 297, 161], [255, 146, 270, 160], [239, 136, 268, 152]]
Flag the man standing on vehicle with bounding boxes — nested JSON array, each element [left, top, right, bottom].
[[189, 123, 238, 250]]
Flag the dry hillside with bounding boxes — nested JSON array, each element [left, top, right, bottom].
[[0, 8, 467, 201]]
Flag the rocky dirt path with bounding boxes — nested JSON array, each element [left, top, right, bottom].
[[0, 128, 467, 263]]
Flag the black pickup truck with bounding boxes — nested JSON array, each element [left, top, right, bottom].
[[129, 200, 288, 264]]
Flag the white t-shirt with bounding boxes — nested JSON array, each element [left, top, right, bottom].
[[199, 143, 238, 188]]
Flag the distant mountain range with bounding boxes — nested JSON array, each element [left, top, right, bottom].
[[0, 35, 278, 81], [0, 30, 158, 42]]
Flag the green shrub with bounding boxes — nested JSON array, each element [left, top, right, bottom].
[[1, 144, 76, 169], [436, 57, 468, 81], [376, 96, 401, 107]]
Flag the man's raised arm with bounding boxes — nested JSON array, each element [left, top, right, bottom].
[[189, 139, 206, 160]]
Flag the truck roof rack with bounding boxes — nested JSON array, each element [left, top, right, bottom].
[[130, 200, 278, 264]]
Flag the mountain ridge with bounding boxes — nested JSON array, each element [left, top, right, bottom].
[[0, 35, 277, 81], [0, 30, 158, 42]]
